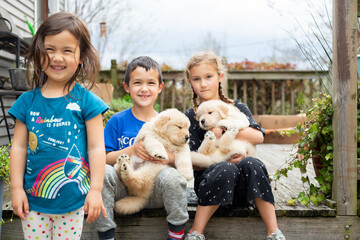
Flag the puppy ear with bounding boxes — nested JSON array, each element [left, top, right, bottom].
[[218, 104, 229, 118], [154, 114, 170, 135], [195, 113, 200, 121]]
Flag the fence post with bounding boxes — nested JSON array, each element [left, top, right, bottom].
[[110, 59, 119, 99]]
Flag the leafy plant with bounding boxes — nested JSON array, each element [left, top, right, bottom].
[[275, 94, 334, 206], [227, 60, 296, 71], [0, 141, 11, 185], [103, 95, 133, 126]]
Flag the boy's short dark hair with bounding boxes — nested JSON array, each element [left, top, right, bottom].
[[124, 56, 163, 86]]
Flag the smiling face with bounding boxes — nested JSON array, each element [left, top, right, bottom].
[[123, 66, 164, 108], [188, 62, 223, 103], [42, 30, 81, 86]]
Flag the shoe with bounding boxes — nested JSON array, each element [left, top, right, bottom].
[[98, 228, 116, 240], [184, 231, 205, 240], [266, 229, 286, 240]]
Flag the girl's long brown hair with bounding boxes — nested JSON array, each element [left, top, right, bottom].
[[26, 11, 99, 93], [185, 51, 233, 113]]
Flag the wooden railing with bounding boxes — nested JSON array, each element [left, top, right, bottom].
[[99, 59, 329, 114]]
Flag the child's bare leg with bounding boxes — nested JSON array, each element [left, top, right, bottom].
[[188, 205, 219, 234], [254, 198, 278, 236]]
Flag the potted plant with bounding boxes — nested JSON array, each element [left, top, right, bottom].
[[8, 63, 30, 91]]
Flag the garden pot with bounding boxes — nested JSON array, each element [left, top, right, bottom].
[[8, 68, 30, 91], [312, 154, 323, 177]]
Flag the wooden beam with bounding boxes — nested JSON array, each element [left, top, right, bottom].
[[171, 79, 176, 108], [233, 81, 238, 100], [229, 70, 328, 80], [110, 59, 118, 99], [252, 81, 257, 115], [332, 0, 358, 215]]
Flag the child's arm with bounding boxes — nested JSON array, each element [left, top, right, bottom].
[[212, 126, 264, 145], [10, 120, 29, 220], [235, 127, 264, 145], [106, 140, 175, 166], [84, 114, 107, 222], [105, 144, 137, 166]]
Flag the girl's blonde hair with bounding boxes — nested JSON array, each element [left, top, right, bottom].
[[26, 11, 99, 92], [185, 51, 233, 112]]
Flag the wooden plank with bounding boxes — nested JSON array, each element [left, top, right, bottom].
[[271, 81, 275, 114], [171, 79, 175, 108], [252, 81, 257, 115], [332, 0, 358, 215], [182, 79, 187, 112], [260, 80, 266, 114], [290, 81, 294, 114], [229, 70, 328, 80], [281, 81, 285, 114], [3, 215, 359, 240], [160, 84, 165, 111], [242, 81, 247, 105], [233, 81, 237, 100]]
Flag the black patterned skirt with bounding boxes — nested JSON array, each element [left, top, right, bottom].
[[194, 157, 274, 208]]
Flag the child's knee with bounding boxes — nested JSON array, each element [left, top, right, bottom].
[[238, 157, 266, 171], [156, 167, 187, 189]]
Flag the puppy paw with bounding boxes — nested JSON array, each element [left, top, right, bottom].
[[180, 169, 194, 181], [151, 150, 168, 160], [118, 154, 130, 162], [118, 154, 130, 172], [227, 128, 239, 136], [205, 131, 215, 140], [218, 119, 231, 130]]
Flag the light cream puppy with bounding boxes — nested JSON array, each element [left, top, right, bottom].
[[114, 108, 193, 215], [191, 100, 256, 168]]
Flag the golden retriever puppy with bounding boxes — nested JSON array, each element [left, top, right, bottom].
[[191, 100, 256, 168], [114, 108, 193, 215]]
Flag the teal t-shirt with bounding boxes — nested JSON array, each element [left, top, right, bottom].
[[9, 83, 109, 214]]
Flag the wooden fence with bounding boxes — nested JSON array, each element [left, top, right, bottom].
[[99, 59, 329, 114]]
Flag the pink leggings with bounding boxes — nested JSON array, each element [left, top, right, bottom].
[[21, 207, 84, 240]]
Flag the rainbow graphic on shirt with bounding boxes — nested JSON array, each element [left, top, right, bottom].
[[25, 145, 90, 199]]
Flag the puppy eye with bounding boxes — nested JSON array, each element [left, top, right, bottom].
[[177, 126, 182, 129], [208, 111, 213, 114]]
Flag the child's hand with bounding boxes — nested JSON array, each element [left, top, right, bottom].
[[133, 140, 153, 160], [148, 147, 175, 166], [11, 188, 29, 220], [84, 189, 107, 222], [134, 140, 175, 165], [210, 127, 223, 138], [227, 153, 246, 165]]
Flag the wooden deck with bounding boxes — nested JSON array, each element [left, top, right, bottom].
[[2, 144, 359, 239]]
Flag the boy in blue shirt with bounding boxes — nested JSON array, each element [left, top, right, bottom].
[[95, 56, 189, 240]]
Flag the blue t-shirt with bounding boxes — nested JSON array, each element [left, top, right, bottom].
[[104, 108, 145, 151], [8, 83, 109, 214]]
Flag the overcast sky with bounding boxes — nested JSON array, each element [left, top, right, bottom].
[[98, 0, 331, 69]]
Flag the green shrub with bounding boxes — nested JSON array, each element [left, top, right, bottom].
[[103, 95, 133, 126]]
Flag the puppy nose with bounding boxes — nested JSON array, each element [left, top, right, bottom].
[[201, 119, 205, 125], [185, 135, 189, 141]]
